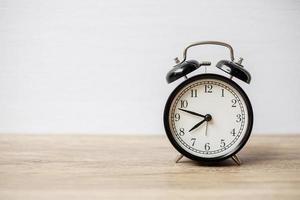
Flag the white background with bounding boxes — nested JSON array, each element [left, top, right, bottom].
[[0, 0, 299, 134]]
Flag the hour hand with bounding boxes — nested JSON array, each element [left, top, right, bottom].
[[189, 118, 206, 132], [178, 108, 205, 118]]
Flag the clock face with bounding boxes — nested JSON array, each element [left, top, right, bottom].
[[164, 74, 253, 161]]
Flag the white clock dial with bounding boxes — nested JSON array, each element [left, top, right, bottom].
[[165, 74, 252, 160]]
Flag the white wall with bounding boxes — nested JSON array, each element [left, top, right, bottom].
[[0, 0, 299, 134]]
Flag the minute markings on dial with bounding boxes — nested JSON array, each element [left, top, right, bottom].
[[171, 80, 246, 155]]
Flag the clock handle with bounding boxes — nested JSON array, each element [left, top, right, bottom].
[[181, 41, 235, 63]]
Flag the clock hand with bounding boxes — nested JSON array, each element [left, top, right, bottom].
[[189, 118, 206, 132], [189, 114, 212, 133], [178, 108, 205, 118], [205, 121, 208, 136]]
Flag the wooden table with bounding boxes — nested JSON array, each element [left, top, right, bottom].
[[0, 135, 299, 200]]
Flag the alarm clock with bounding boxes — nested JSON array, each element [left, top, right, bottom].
[[163, 41, 253, 165]]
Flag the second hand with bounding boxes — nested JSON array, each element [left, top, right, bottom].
[[205, 121, 208, 136]]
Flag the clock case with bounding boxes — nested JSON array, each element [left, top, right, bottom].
[[164, 41, 253, 164], [164, 74, 253, 163]]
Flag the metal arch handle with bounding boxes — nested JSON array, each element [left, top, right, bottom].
[[181, 41, 235, 62]]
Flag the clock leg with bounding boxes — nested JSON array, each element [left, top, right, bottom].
[[231, 154, 242, 165], [175, 154, 184, 163]]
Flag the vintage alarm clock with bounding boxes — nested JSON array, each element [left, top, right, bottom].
[[163, 41, 253, 165]]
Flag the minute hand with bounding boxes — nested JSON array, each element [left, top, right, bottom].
[[178, 108, 205, 118]]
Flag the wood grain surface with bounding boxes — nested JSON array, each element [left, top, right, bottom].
[[0, 135, 299, 200]]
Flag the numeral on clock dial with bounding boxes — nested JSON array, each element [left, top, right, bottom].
[[179, 128, 185, 136], [191, 89, 198, 97], [180, 100, 188, 108], [204, 84, 213, 93], [231, 128, 236, 136], [232, 99, 237, 107], [236, 114, 242, 122], [174, 113, 180, 121], [221, 88, 225, 97], [191, 138, 196, 146], [220, 139, 225, 147], [204, 143, 210, 151]]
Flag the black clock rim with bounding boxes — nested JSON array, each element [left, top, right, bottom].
[[163, 73, 253, 163]]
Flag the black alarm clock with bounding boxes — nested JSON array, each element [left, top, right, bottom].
[[163, 41, 253, 165]]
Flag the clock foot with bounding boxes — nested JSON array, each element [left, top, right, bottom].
[[231, 154, 242, 165], [175, 154, 184, 163]]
